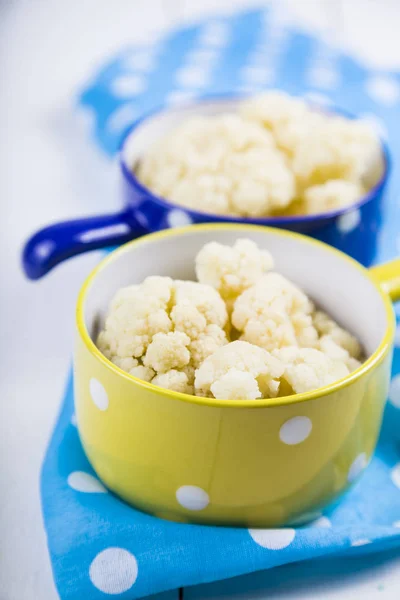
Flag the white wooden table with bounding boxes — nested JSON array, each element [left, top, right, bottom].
[[1, 1, 400, 598]]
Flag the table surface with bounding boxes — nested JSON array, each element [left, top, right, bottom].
[[2, 1, 400, 598]]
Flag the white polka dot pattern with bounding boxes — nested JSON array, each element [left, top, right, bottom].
[[90, 378, 109, 411], [249, 528, 296, 550], [347, 453, 368, 483], [167, 209, 193, 228], [337, 209, 361, 234], [111, 75, 146, 97], [89, 548, 138, 594], [308, 66, 339, 89], [352, 539, 371, 547], [279, 416, 312, 445], [304, 91, 332, 107], [391, 463, 400, 489], [310, 516, 331, 528], [176, 486, 209, 511], [366, 75, 400, 106], [389, 374, 400, 408], [68, 471, 107, 493], [106, 104, 138, 133]]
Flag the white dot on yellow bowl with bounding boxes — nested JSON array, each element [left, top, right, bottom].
[[89, 378, 109, 411], [176, 485, 209, 511], [347, 452, 368, 483], [89, 548, 138, 594], [279, 416, 312, 445], [249, 528, 296, 550]]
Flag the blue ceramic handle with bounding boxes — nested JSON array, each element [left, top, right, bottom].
[[22, 209, 146, 280]]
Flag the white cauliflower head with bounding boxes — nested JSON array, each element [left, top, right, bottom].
[[97, 238, 364, 399], [195, 239, 274, 306], [195, 340, 284, 400], [143, 331, 191, 373], [312, 311, 362, 358], [303, 179, 364, 215], [137, 113, 296, 217], [97, 276, 229, 390], [273, 346, 350, 394], [292, 116, 383, 191], [151, 370, 194, 395], [232, 273, 317, 351]]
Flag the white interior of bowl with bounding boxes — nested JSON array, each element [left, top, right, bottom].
[[84, 227, 388, 358], [122, 98, 242, 167]]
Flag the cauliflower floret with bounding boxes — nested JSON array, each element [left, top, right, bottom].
[[313, 311, 362, 358], [151, 370, 194, 395], [292, 116, 383, 190], [210, 369, 263, 400], [111, 356, 139, 372], [98, 276, 228, 379], [318, 335, 362, 372], [232, 273, 317, 351], [273, 346, 350, 394], [110, 356, 155, 380], [240, 91, 310, 139], [98, 238, 364, 398], [174, 280, 228, 328], [144, 331, 191, 373], [303, 179, 364, 214], [137, 113, 296, 217], [102, 276, 174, 359], [137, 92, 382, 218], [195, 340, 284, 399], [195, 239, 274, 306], [189, 324, 228, 368]]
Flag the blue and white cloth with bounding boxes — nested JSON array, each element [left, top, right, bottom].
[[42, 7, 400, 599]]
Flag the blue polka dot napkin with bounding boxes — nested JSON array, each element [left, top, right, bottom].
[[41, 7, 400, 599]]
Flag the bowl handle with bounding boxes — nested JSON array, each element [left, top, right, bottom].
[[370, 259, 400, 302], [22, 209, 147, 280]]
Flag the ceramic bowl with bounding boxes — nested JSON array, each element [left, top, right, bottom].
[[23, 97, 390, 280], [74, 223, 399, 527]]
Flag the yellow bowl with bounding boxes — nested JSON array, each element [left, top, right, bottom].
[[74, 224, 400, 527]]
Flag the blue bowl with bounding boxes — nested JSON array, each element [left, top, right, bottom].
[[22, 96, 390, 280]]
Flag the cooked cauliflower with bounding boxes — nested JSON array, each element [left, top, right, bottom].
[[312, 310, 362, 358], [232, 273, 318, 351], [97, 276, 228, 391], [136, 91, 383, 218], [195, 239, 274, 308], [318, 335, 362, 372], [151, 370, 194, 395], [144, 331, 191, 373], [292, 116, 383, 191], [273, 346, 350, 394], [97, 238, 364, 400], [303, 179, 365, 214], [195, 341, 284, 399], [137, 113, 296, 217]]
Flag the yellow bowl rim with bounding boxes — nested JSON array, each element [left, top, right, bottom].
[[76, 223, 395, 409]]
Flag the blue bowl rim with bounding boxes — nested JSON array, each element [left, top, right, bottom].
[[118, 92, 391, 226]]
